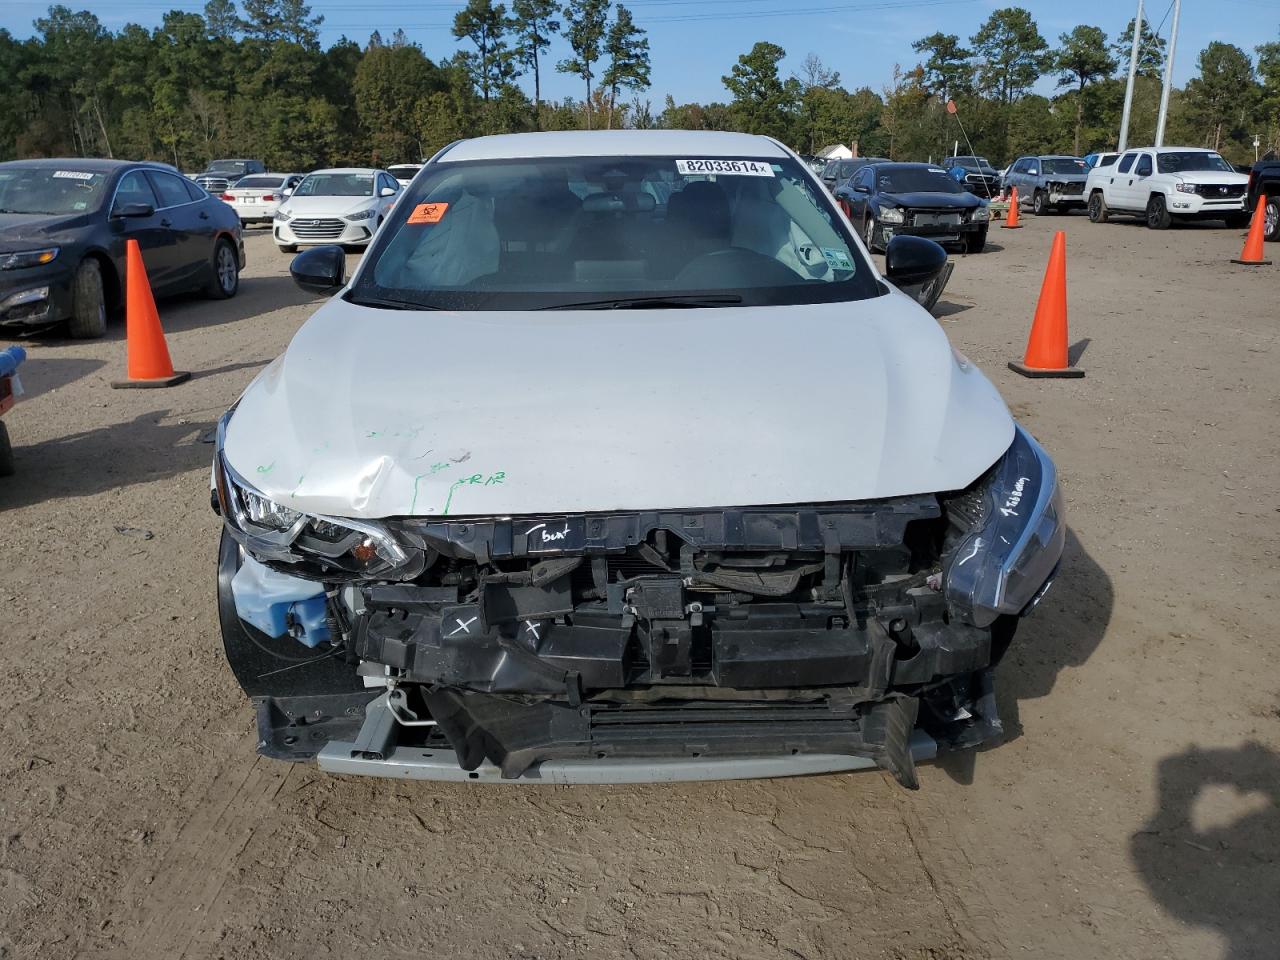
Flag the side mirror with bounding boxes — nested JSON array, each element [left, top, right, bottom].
[[379, 186, 397, 197], [113, 202, 154, 219], [853, 183, 871, 193], [885, 235, 948, 288], [290, 245, 346, 295], [1027, 168, 1038, 176], [282, 188, 293, 197]]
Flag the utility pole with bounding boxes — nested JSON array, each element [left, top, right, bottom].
[[1118, 0, 1144, 152], [1155, 0, 1181, 147]]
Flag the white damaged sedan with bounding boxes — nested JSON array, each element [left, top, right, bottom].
[[213, 130, 1064, 787]]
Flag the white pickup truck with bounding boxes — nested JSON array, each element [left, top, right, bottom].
[[1086, 147, 1251, 230]]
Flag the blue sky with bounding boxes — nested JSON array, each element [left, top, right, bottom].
[[3, 0, 1275, 105]]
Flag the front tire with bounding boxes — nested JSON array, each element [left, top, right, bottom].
[[1032, 190, 1048, 216], [864, 215, 878, 253], [204, 238, 239, 299], [67, 258, 107, 339], [1225, 211, 1251, 230], [964, 227, 988, 254], [1146, 194, 1172, 230], [0, 421, 13, 477], [277, 242, 297, 254], [1088, 191, 1109, 223]]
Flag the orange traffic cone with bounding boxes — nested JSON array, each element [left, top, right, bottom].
[[1001, 187, 1022, 229], [1231, 196, 1272, 266], [1009, 231, 1083, 378], [111, 239, 190, 389]]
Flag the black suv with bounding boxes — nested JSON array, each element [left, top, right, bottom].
[[195, 159, 266, 195]]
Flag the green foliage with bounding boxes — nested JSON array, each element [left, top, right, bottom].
[[911, 33, 972, 100], [556, 0, 610, 127], [722, 41, 799, 142], [511, 0, 560, 110], [970, 7, 1048, 105], [1175, 42, 1259, 156], [1053, 25, 1115, 154], [602, 4, 650, 128], [1114, 18, 1165, 80], [453, 0, 519, 102]]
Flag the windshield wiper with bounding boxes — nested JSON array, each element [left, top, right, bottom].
[[346, 294, 442, 311], [542, 294, 744, 311]]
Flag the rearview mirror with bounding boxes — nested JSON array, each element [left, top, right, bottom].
[[290, 245, 346, 295], [379, 186, 397, 197], [113, 202, 154, 219], [885, 235, 948, 288]]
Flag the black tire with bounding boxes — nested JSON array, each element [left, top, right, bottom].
[[204, 238, 240, 299], [1088, 191, 1109, 223], [1146, 194, 1172, 230], [964, 227, 987, 253], [277, 243, 297, 254], [1265, 196, 1280, 242], [864, 215, 878, 253], [67, 258, 107, 339], [1032, 190, 1048, 215], [0, 421, 13, 477], [1224, 211, 1251, 230]]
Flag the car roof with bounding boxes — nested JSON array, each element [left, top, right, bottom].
[[0, 157, 149, 173], [440, 130, 790, 162], [1123, 146, 1217, 153], [304, 168, 383, 175], [1036, 155, 1084, 160]]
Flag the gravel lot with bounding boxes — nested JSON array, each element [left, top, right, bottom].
[[1, 216, 1277, 960]]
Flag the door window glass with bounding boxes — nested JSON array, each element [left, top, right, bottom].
[[150, 172, 194, 208], [115, 171, 159, 210], [1135, 155, 1152, 176], [1117, 153, 1137, 174]]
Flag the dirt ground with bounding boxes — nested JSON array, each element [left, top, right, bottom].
[[1, 213, 1277, 960]]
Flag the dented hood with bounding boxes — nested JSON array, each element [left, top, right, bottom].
[[224, 288, 1014, 519]]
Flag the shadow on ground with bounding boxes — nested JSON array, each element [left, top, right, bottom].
[[0, 407, 214, 511], [1131, 742, 1280, 959], [937, 528, 1113, 783]]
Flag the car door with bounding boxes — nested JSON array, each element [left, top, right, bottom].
[[376, 173, 400, 221], [1130, 152, 1155, 209], [109, 169, 177, 290], [844, 167, 874, 224], [1111, 152, 1139, 209], [147, 170, 206, 290]]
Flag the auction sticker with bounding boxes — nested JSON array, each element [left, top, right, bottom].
[[676, 159, 774, 177], [53, 170, 95, 180], [407, 202, 449, 224]]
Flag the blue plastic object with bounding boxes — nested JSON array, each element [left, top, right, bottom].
[[230, 555, 331, 648], [0, 346, 26, 378]]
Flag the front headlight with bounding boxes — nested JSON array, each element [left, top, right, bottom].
[[213, 411, 422, 581], [1174, 182, 1198, 194], [972, 206, 990, 221], [0, 247, 59, 271], [941, 426, 1065, 627], [273, 209, 292, 221], [345, 208, 376, 221], [878, 206, 906, 224]]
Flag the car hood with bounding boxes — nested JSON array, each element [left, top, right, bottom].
[[881, 192, 978, 209], [224, 290, 1015, 519], [1173, 170, 1250, 185], [281, 195, 374, 217], [0, 213, 92, 246]]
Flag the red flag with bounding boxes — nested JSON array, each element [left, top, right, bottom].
[[946, 100, 958, 115]]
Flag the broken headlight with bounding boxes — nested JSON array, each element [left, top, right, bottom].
[[212, 412, 423, 582], [942, 426, 1065, 628]]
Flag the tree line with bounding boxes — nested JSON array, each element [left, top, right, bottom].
[[1, 1, 1277, 173]]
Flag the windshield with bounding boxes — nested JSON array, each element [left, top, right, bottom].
[[955, 157, 993, 171], [1157, 151, 1234, 174], [207, 161, 249, 175], [293, 173, 374, 197], [235, 176, 285, 189], [0, 166, 109, 214], [876, 167, 965, 194], [1042, 158, 1086, 174], [350, 154, 877, 310]]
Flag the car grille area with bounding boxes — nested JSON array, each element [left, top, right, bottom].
[[288, 218, 346, 239], [1190, 183, 1245, 198], [197, 176, 231, 193]]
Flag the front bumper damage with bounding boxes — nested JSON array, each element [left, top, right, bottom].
[[218, 489, 1033, 788]]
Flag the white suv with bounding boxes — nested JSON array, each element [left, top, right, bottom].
[[1086, 147, 1251, 229]]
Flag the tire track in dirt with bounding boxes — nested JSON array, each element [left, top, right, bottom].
[[80, 740, 291, 959]]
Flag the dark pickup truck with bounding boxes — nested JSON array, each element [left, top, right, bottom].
[[1247, 157, 1279, 241]]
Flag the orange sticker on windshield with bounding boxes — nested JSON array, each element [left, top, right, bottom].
[[407, 202, 448, 224]]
